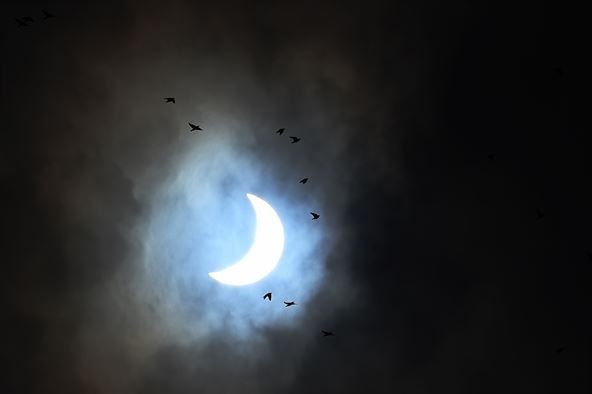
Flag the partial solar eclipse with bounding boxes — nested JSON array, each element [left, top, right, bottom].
[[209, 193, 285, 286]]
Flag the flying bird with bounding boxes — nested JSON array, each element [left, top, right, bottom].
[[556, 347, 565, 354], [488, 153, 495, 161], [310, 212, 320, 220], [284, 301, 296, 307], [188, 123, 203, 132], [276, 128, 285, 135], [536, 209, 545, 220], [42, 10, 55, 19], [22, 16, 34, 23], [263, 292, 272, 301], [321, 330, 335, 337], [15, 18, 29, 27], [299, 178, 309, 184], [163, 97, 175, 103], [289, 136, 301, 143]]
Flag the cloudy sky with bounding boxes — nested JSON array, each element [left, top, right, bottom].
[[2, 1, 590, 393]]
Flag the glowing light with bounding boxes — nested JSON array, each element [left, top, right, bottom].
[[208, 193, 284, 286]]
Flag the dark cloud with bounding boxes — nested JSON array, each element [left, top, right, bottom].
[[2, 0, 590, 393]]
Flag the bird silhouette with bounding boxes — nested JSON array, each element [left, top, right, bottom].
[[289, 136, 301, 143], [188, 123, 203, 132], [310, 212, 320, 220], [15, 18, 29, 27], [42, 10, 55, 19], [163, 97, 175, 103], [284, 301, 296, 307], [556, 347, 565, 354], [22, 16, 34, 23], [321, 330, 335, 337], [488, 153, 495, 161], [276, 128, 285, 135], [300, 178, 309, 184], [536, 209, 545, 220], [263, 292, 272, 301]]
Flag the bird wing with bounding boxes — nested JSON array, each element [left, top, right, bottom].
[[188, 122, 196, 128]]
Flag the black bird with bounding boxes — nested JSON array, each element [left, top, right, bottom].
[[163, 97, 175, 103], [310, 212, 320, 220], [42, 10, 55, 19], [556, 347, 565, 354], [15, 18, 29, 27], [289, 136, 301, 143], [536, 209, 545, 220], [300, 178, 308, 184], [263, 292, 272, 301], [321, 330, 335, 337], [188, 123, 203, 132], [284, 301, 296, 307], [488, 153, 495, 161], [22, 16, 34, 23], [276, 128, 285, 135]]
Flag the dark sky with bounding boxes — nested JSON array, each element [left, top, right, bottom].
[[2, 1, 590, 393]]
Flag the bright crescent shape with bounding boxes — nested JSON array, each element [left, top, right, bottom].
[[208, 193, 285, 286]]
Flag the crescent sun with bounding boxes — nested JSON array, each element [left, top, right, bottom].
[[208, 193, 285, 286]]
